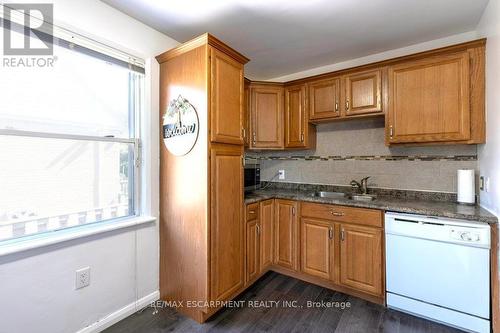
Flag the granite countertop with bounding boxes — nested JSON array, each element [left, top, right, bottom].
[[245, 189, 498, 224]]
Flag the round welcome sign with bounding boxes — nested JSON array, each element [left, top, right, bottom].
[[162, 95, 199, 156]]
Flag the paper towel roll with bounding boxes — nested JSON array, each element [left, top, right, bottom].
[[457, 169, 475, 204]]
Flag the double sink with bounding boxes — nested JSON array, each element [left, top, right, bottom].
[[311, 191, 376, 202]]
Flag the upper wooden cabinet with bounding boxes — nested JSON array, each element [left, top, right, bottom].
[[249, 83, 284, 149], [285, 84, 316, 149], [210, 48, 245, 145], [387, 52, 471, 144], [243, 79, 251, 147], [344, 69, 383, 116], [308, 78, 341, 120]]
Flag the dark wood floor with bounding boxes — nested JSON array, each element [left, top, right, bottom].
[[104, 272, 464, 333]]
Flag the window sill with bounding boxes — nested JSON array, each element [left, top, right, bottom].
[[0, 215, 156, 257]]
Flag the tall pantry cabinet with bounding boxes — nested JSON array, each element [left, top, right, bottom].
[[156, 33, 249, 323]]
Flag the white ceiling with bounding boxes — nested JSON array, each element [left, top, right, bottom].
[[102, 0, 489, 80]]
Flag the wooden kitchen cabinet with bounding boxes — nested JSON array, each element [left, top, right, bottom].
[[210, 144, 245, 302], [158, 33, 249, 323], [259, 199, 274, 271], [249, 83, 284, 149], [274, 200, 298, 271], [243, 79, 251, 147], [210, 48, 245, 145], [340, 224, 383, 296], [246, 219, 260, 283], [344, 69, 383, 116], [387, 52, 471, 144], [284, 84, 316, 149], [301, 218, 334, 280], [308, 78, 341, 121]]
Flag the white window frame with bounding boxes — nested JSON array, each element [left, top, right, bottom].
[[0, 5, 147, 246]]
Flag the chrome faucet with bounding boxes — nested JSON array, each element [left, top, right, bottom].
[[350, 177, 370, 195]]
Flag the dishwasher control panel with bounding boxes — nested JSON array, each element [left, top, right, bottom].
[[449, 228, 482, 243]]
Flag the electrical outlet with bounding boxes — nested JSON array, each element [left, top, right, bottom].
[[75, 267, 90, 290], [278, 169, 285, 180]]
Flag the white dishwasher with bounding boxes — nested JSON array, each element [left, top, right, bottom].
[[385, 212, 491, 333]]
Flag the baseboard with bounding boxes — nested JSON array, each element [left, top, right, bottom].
[[76, 290, 160, 333]]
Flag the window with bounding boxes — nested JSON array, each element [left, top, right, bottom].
[[0, 16, 144, 242]]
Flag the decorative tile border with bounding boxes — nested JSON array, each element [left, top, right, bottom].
[[245, 154, 477, 162]]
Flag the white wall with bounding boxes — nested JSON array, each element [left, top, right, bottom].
[[477, 0, 500, 217], [0, 1, 178, 333], [269, 31, 478, 82]]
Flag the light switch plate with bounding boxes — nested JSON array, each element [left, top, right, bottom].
[[278, 170, 285, 180]]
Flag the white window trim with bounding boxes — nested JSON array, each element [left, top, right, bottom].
[[0, 215, 156, 257]]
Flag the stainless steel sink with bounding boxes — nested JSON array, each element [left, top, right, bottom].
[[348, 194, 377, 201], [311, 191, 377, 201], [311, 191, 346, 199]]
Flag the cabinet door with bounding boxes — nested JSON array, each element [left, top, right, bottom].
[[210, 144, 244, 301], [246, 219, 260, 283], [243, 80, 250, 147], [250, 85, 284, 149], [308, 78, 340, 121], [340, 224, 383, 296], [274, 200, 298, 271], [387, 52, 470, 144], [210, 48, 244, 145], [344, 69, 383, 116], [301, 218, 333, 280], [285, 85, 307, 148], [259, 199, 274, 271]]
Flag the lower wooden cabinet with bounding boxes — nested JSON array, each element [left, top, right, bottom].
[[300, 218, 334, 280], [246, 219, 260, 283], [260, 199, 274, 270], [274, 200, 299, 271], [339, 224, 383, 296], [210, 144, 244, 302], [244, 199, 384, 304]]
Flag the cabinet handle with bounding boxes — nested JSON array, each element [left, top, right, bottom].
[[345, 100, 350, 111], [389, 126, 394, 138], [249, 210, 256, 214], [252, 132, 256, 145], [292, 207, 296, 216], [300, 133, 304, 142], [242, 128, 246, 139], [328, 227, 333, 240], [341, 230, 345, 241], [335, 102, 339, 112], [330, 211, 345, 217], [256, 224, 260, 235]]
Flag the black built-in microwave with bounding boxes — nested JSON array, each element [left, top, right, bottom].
[[244, 160, 260, 192]]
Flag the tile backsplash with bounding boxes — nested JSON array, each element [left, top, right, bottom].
[[248, 118, 478, 193]]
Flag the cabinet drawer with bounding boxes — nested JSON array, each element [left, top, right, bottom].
[[246, 203, 259, 221], [301, 202, 382, 228]]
